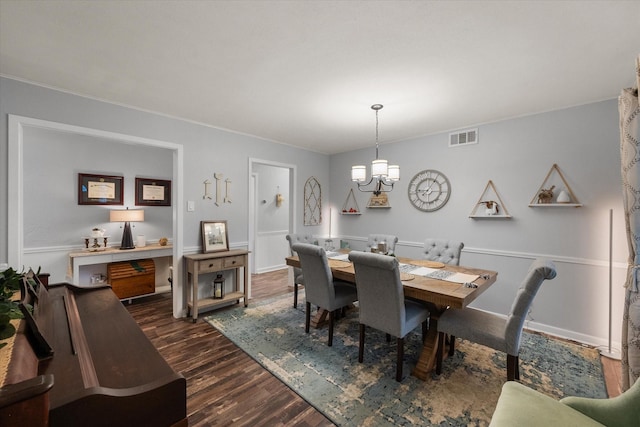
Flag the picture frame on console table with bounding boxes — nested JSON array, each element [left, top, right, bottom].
[[135, 177, 172, 206], [78, 173, 123, 205], [201, 220, 229, 253]]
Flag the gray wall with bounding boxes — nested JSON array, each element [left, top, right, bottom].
[[330, 98, 626, 350], [0, 76, 627, 351]]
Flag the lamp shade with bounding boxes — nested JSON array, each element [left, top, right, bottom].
[[371, 159, 388, 178], [387, 164, 400, 181], [351, 165, 367, 182], [110, 209, 144, 223]]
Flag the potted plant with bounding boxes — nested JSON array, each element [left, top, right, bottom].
[[0, 267, 24, 349]]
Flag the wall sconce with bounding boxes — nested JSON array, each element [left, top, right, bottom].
[[109, 207, 144, 250]]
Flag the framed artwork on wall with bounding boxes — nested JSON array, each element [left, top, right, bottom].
[[201, 220, 229, 253], [78, 173, 123, 205], [135, 177, 171, 206]]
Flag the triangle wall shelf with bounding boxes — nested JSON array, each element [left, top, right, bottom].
[[528, 164, 582, 207], [469, 180, 512, 218], [341, 188, 361, 215]]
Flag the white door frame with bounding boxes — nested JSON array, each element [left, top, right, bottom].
[[248, 158, 296, 274], [8, 115, 185, 318]]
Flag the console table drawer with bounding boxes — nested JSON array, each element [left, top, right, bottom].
[[198, 259, 224, 273], [224, 256, 245, 268]]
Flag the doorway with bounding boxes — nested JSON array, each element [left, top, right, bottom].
[[248, 159, 296, 275]]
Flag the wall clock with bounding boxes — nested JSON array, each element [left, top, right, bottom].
[[407, 169, 451, 212]]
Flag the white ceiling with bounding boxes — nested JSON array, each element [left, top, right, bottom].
[[1, 1, 639, 155]]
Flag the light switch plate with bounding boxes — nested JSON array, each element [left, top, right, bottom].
[[187, 201, 195, 212]]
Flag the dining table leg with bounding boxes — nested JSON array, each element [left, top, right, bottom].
[[412, 305, 447, 380]]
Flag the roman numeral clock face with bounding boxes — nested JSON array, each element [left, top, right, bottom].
[[407, 170, 451, 212]]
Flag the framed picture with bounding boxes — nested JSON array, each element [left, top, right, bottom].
[[201, 220, 229, 253], [135, 177, 171, 206], [78, 173, 123, 205]]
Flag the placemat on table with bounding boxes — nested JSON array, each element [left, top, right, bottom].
[[400, 272, 414, 281], [411, 260, 445, 268]]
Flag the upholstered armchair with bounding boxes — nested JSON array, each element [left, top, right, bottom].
[[422, 238, 464, 265], [367, 234, 399, 255], [285, 234, 316, 308], [436, 258, 557, 380], [490, 378, 640, 426], [349, 251, 429, 381], [292, 243, 358, 346]]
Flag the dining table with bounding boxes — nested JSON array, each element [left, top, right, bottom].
[[285, 250, 498, 380]]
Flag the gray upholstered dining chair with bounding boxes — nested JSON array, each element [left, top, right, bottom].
[[349, 251, 430, 381], [422, 238, 464, 265], [292, 243, 358, 346], [436, 258, 557, 381], [367, 234, 399, 254], [286, 234, 316, 308]]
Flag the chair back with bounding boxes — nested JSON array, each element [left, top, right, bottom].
[[505, 258, 557, 354], [286, 234, 315, 276], [349, 251, 405, 337], [367, 234, 399, 254], [291, 243, 335, 308], [422, 238, 464, 265]]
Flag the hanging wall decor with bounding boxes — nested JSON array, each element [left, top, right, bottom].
[[304, 176, 322, 225]]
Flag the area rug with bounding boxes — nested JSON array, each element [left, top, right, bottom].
[[205, 292, 606, 426]]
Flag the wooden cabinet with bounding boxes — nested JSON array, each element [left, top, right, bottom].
[[107, 259, 155, 299], [184, 250, 249, 322]]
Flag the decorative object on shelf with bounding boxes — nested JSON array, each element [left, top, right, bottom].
[[304, 176, 322, 225], [83, 236, 109, 251], [557, 189, 571, 203], [469, 180, 511, 218], [537, 185, 555, 204], [78, 173, 124, 205], [480, 201, 499, 215], [529, 164, 582, 207], [159, 237, 169, 246], [408, 169, 451, 212], [91, 227, 105, 238], [351, 104, 400, 196], [110, 207, 145, 250], [213, 274, 225, 299], [341, 188, 361, 214], [367, 192, 390, 208], [203, 179, 213, 199], [135, 177, 171, 206], [201, 220, 229, 253], [136, 235, 146, 248]]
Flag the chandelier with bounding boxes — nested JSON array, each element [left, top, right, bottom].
[[351, 104, 399, 195]]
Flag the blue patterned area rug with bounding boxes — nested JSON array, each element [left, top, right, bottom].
[[205, 292, 606, 426]]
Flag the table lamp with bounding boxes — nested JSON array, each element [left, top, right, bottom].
[[110, 208, 144, 250]]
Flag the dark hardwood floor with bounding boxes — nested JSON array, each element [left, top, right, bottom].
[[126, 268, 622, 426], [126, 269, 334, 427]]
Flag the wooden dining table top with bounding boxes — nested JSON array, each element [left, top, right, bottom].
[[285, 252, 498, 310]]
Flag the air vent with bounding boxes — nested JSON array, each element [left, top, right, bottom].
[[449, 128, 478, 147]]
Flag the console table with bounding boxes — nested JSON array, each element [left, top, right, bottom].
[[68, 244, 173, 286], [184, 250, 249, 322]]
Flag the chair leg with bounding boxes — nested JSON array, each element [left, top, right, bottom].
[[507, 354, 519, 381], [293, 282, 298, 308], [305, 301, 311, 333], [328, 310, 334, 346], [358, 324, 365, 363], [448, 335, 456, 356], [396, 337, 404, 382], [436, 332, 445, 375]]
